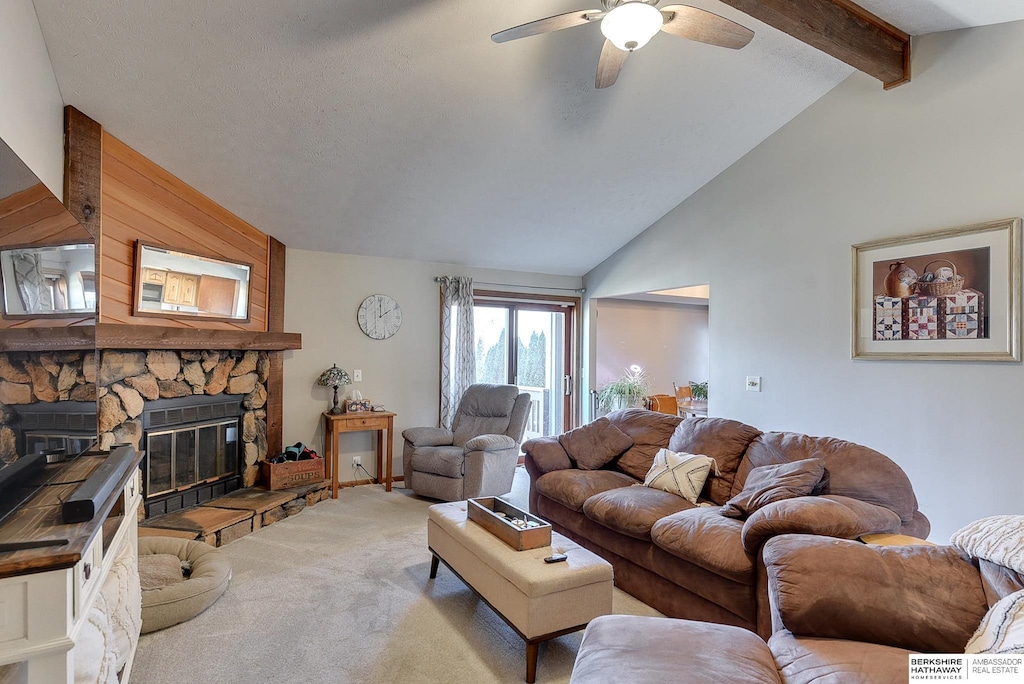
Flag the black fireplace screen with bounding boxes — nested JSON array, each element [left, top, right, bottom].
[[146, 418, 237, 497]]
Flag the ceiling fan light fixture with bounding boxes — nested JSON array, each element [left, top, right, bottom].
[[600, 2, 663, 51]]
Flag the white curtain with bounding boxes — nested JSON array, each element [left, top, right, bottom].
[[438, 276, 475, 429]]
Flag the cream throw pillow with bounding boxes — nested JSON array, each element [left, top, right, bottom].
[[644, 448, 716, 504], [965, 589, 1024, 654], [950, 515, 1024, 574]]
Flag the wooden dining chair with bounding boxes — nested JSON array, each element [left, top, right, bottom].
[[673, 383, 692, 402], [644, 394, 678, 415]]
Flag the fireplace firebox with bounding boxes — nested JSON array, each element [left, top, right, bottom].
[[16, 401, 97, 457], [142, 395, 242, 517]]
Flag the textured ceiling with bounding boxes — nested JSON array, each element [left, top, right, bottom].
[[30, 1, 1024, 276]]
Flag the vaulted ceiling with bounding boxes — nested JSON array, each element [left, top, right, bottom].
[[32, 1, 1024, 276]]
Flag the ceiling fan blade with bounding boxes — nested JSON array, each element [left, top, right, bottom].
[[492, 10, 604, 43], [596, 39, 628, 89], [659, 5, 754, 50]]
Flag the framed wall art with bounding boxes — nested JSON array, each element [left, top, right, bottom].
[[852, 218, 1021, 361]]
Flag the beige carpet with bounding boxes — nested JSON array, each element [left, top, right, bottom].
[[133, 468, 662, 683]]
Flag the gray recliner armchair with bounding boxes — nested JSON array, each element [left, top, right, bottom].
[[402, 384, 531, 502]]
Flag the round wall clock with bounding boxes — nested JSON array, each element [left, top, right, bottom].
[[357, 294, 402, 340]]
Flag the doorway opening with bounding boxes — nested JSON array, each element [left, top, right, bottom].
[[591, 284, 709, 419]]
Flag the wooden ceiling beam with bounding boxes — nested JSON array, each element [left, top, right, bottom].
[[719, 0, 911, 89]]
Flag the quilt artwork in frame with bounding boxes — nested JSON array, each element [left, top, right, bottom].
[[852, 218, 1021, 361]]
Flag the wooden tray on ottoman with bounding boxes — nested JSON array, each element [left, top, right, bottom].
[[467, 497, 551, 551]]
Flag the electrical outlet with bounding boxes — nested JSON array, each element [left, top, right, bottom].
[[354, 369, 362, 382], [746, 376, 762, 392], [352, 456, 361, 468]]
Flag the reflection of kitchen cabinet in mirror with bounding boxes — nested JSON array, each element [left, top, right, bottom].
[[0, 243, 96, 318], [133, 241, 252, 322]]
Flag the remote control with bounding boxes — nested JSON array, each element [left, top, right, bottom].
[[544, 553, 567, 563]]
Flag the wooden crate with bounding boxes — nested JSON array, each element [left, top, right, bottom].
[[467, 497, 551, 551], [260, 458, 325, 490]]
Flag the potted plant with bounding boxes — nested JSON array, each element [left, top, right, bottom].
[[598, 367, 650, 411], [690, 381, 708, 402]]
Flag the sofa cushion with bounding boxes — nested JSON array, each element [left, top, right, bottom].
[[411, 445, 464, 478], [668, 418, 762, 505], [558, 417, 634, 470], [978, 558, 1024, 606], [571, 616, 782, 684], [764, 535, 988, 653], [583, 485, 695, 540], [535, 469, 637, 512], [651, 508, 755, 585], [644, 448, 716, 504], [736, 432, 918, 523], [768, 630, 914, 684], [606, 408, 682, 481], [721, 458, 826, 519]]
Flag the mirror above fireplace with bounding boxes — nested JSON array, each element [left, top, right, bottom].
[[0, 243, 96, 318], [133, 241, 252, 322]]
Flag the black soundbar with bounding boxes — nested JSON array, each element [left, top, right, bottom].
[[61, 446, 136, 524]]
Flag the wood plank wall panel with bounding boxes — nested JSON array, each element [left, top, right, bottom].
[[266, 237, 286, 456], [63, 106, 103, 238], [99, 133, 270, 331], [0, 184, 93, 329]]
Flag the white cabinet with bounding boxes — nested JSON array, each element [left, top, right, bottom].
[[0, 456, 142, 683]]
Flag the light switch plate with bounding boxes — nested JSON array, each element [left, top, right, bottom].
[[746, 376, 762, 392], [354, 369, 362, 382]]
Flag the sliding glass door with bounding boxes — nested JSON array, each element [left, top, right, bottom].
[[473, 299, 573, 440]]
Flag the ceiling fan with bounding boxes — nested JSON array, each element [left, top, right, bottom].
[[492, 0, 754, 89]]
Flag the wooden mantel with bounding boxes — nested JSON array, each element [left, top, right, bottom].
[[95, 323, 301, 350], [0, 325, 300, 353]]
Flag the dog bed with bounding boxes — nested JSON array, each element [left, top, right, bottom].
[[138, 536, 232, 633]]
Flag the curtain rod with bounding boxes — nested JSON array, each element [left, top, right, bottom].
[[434, 276, 585, 294]]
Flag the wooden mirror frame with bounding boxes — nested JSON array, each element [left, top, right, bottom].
[[132, 240, 253, 323]]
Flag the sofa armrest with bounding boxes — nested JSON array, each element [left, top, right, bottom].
[[763, 534, 989, 653], [522, 436, 573, 475], [464, 434, 516, 452], [741, 495, 901, 554], [402, 427, 454, 447]]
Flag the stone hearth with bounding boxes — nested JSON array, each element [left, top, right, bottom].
[[139, 481, 329, 547]]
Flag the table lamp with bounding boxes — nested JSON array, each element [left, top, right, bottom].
[[316, 364, 351, 415]]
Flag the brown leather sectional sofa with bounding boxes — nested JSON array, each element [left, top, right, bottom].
[[523, 409, 930, 637], [571, 533, 1018, 683]]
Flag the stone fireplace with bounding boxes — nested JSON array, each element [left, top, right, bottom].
[[0, 350, 97, 464], [96, 349, 271, 516]]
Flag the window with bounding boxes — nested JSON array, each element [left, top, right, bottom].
[[472, 294, 577, 439]]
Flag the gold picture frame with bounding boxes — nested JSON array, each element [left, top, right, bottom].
[[852, 218, 1021, 361]]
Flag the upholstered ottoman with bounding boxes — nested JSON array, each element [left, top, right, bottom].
[[138, 536, 232, 633], [427, 501, 613, 683], [571, 615, 782, 684]]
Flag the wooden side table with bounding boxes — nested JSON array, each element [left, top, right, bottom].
[[322, 411, 396, 498]]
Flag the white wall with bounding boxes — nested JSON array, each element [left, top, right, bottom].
[[583, 21, 1024, 542], [594, 298, 709, 395], [0, 0, 64, 197], [283, 249, 582, 485]]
